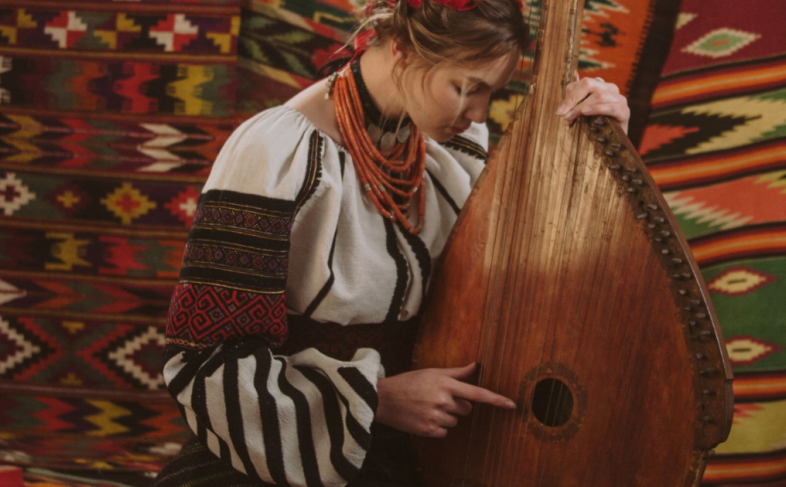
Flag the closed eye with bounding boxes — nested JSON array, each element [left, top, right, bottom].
[[454, 84, 479, 96]]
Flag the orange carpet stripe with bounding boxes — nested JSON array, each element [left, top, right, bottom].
[[650, 144, 786, 187], [733, 374, 786, 399], [691, 231, 786, 264], [704, 460, 786, 482], [652, 63, 786, 106]]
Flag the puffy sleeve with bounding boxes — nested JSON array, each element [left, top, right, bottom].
[[163, 107, 384, 487]]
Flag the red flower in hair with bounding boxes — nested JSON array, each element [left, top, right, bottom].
[[440, 0, 481, 9], [404, 0, 523, 10], [406, 0, 475, 8]]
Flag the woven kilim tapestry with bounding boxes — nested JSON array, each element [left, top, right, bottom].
[[640, 0, 786, 485], [0, 0, 238, 479], [0, 0, 680, 484]]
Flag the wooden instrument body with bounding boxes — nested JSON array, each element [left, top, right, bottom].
[[412, 0, 733, 485]]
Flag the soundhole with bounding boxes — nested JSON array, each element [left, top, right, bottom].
[[531, 378, 574, 427]]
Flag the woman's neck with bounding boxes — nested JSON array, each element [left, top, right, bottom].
[[358, 45, 406, 121]]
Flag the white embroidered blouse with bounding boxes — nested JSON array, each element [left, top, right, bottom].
[[162, 104, 489, 487]]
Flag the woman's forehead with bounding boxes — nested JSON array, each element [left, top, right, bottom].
[[443, 51, 520, 89]]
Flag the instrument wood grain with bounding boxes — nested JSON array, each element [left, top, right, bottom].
[[412, 0, 733, 485]]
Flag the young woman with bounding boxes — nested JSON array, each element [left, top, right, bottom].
[[152, 0, 631, 486]]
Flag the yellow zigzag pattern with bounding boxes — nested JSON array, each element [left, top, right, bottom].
[[85, 400, 132, 437], [684, 89, 786, 155], [756, 169, 786, 194], [1, 115, 46, 163], [170, 65, 214, 116], [663, 192, 752, 230]]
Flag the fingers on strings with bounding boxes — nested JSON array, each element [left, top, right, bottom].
[[448, 380, 517, 409]]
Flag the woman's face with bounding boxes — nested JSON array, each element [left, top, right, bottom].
[[398, 50, 521, 142]]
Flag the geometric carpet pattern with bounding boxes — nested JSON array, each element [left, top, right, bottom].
[[0, 0, 682, 481], [0, 0, 238, 478], [640, 0, 786, 483]]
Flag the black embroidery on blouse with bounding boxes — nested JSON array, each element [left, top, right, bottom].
[[296, 130, 323, 213], [426, 169, 461, 216], [181, 189, 295, 293], [442, 135, 488, 163], [302, 227, 338, 319], [398, 222, 432, 303], [384, 219, 409, 322], [338, 150, 346, 178]]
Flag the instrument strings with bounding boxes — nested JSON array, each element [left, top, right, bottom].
[[467, 1, 540, 483], [527, 4, 590, 485], [463, 1, 636, 484]]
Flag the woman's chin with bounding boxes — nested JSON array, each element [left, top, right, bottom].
[[420, 127, 456, 143]]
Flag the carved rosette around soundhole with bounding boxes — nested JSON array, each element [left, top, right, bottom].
[[520, 362, 587, 442], [583, 115, 729, 448]]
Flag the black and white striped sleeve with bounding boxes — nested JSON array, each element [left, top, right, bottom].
[[162, 341, 382, 487], [162, 114, 384, 487]]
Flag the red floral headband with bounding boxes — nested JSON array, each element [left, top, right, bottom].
[[406, 0, 479, 9], [367, 0, 523, 14]]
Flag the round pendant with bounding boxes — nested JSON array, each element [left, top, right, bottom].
[[380, 132, 397, 152], [367, 124, 383, 144], [397, 125, 411, 143]]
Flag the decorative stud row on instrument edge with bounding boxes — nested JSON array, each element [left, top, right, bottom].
[[586, 116, 721, 429]]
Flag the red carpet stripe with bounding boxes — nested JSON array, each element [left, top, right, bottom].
[[649, 139, 786, 190]]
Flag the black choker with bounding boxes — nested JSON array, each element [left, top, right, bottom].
[[350, 58, 412, 152]]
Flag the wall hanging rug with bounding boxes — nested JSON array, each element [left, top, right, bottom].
[[639, 0, 786, 484], [0, 0, 680, 483], [0, 0, 238, 479]]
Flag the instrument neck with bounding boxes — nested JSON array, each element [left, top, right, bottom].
[[529, 0, 585, 105]]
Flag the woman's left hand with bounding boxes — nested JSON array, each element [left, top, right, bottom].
[[556, 76, 630, 134]]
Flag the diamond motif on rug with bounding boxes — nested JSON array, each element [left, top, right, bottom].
[[46, 181, 91, 217], [105, 326, 165, 390], [165, 186, 200, 227], [149, 14, 199, 52], [101, 182, 157, 225], [726, 336, 782, 367], [44, 11, 88, 49], [0, 172, 36, 216], [682, 28, 761, 59], [707, 266, 778, 296]]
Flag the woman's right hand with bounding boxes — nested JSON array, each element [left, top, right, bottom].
[[375, 362, 517, 438]]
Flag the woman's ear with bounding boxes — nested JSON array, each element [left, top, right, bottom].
[[389, 37, 410, 66]]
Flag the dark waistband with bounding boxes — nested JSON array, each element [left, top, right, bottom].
[[275, 314, 420, 377]]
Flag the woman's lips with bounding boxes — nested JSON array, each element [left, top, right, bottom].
[[450, 125, 470, 134]]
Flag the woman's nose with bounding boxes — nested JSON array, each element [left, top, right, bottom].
[[464, 98, 489, 124]]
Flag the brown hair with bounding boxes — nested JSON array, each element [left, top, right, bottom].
[[362, 0, 529, 68]]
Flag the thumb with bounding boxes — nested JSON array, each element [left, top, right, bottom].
[[440, 362, 477, 380]]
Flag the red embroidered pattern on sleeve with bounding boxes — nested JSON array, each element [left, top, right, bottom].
[[165, 283, 288, 349]]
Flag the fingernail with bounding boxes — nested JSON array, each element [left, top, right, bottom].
[[506, 400, 516, 409], [556, 105, 567, 116]]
